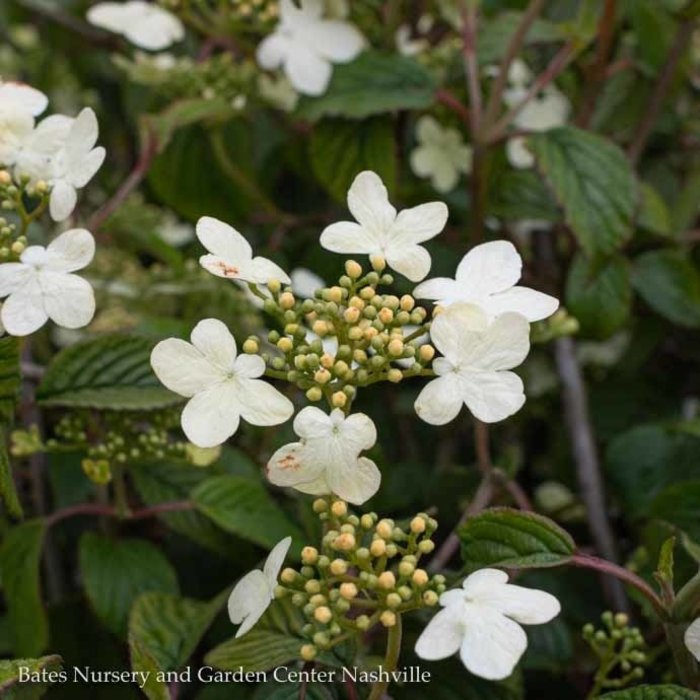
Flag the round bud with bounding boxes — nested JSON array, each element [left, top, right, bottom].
[[356, 547, 370, 560], [422, 590, 439, 606], [268, 279, 282, 295], [279, 291, 295, 309], [412, 569, 429, 586], [410, 516, 427, 534], [419, 345, 436, 363], [329, 559, 348, 576], [305, 580, 321, 594], [370, 255, 386, 273], [370, 539, 387, 557], [345, 260, 363, 279], [301, 546, 319, 565], [306, 387, 323, 402], [343, 307, 361, 324], [300, 644, 317, 661], [378, 308, 394, 325], [334, 533, 356, 551], [277, 337, 293, 353], [314, 606, 333, 624], [398, 561, 415, 578], [398, 585, 412, 601], [356, 615, 371, 631], [387, 369, 403, 383], [377, 572, 396, 590], [0, 171, 11, 186], [380, 610, 397, 627], [242, 338, 259, 354], [331, 391, 347, 408], [333, 360, 349, 377], [360, 514, 374, 529], [280, 568, 297, 584], [387, 339, 404, 357], [331, 500, 348, 517], [376, 519, 394, 540], [614, 612, 629, 628], [313, 632, 330, 648], [400, 295, 415, 312], [309, 593, 326, 606], [386, 592, 402, 609], [339, 583, 358, 600], [313, 498, 328, 513], [314, 368, 331, 384], [418, 540, 435, 554]]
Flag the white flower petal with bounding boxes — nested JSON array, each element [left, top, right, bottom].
[[290, 268, 324, 298], [459, 369, 525, 423], [267, 442, 327, 487], [233, 353, 266, 379], [455, 241, 522, 296], [293, 406, 333, 440], [414, 374, 465, 426], [69, 147, 106, 188], [0, 82, 47, 117], [309, 20, 364, 62], [465, 312, 530, 372], [49, 181, 77, 222], [415, 606, 465, 661], [328, 455, 380, 505], [284, 45, 333, 96], [340, 412, 377, 452], [249, 256, 291, 285], [0, 263, 32, 296], [190, 318, 237, 372], [507, 137, 534, 169], [462, 568, 509, 595], [429, 303, 488, 362], [151, 338, 224, 397], [347, 171, 396, 234], [385, 243, 432, 282], [65, 108, 99, 163], [263, 536, 292, 585], [459, 603, 527, 680], [181, 382, 241, 447], [320, 221, 379, 255], [197, 216, 253, 264], [125, 6, 184, 50], [45, 229, 95, 272], [41, 272, 95, 329], [257, 34, 292, 70], [484, 286, 559, 322], [685, 619, 700, 662], [1, 280, 47, 336], [392, 202, 448, 245], [478, 584, 561, 625], [413, 277, 459, 303], [227, 569, 271, 638], [236, 378, 294, 427]]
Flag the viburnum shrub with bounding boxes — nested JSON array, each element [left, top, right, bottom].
[[2, 1, 700, 699]]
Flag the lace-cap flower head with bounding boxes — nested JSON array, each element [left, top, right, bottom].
[[320, 171, 448, 282], [414, 303, 530, 424], [87, 1, 185, 51], [267, 407, 380, 505], [410, 116, 473, 194], [196, 216, 291, 286], [228, 536, 292, 638], [256, 0, 365, 96], [415, 568, 560, 680], [414, 240, 559, 322], [150, 319, 294, 448], [0, 81, 49, 167], [0, 229, 96, 336]]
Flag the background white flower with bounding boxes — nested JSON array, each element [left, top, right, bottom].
[[0, 81, 48, 167], [415, 568, 560, 680], [151, 319, 294, 448], [267, 407, 380, 505], [256, 0, 364, 96], [414, 240, 559, 321], [290, 267, 325, 298], [415, 303, 530, 424], [0, 228, 95, 336], [228, 536, 292, 638], [197, 216, 291, 285], [410, 116, 472, 193], [87, 1, 185, 51], [320, 170, 448, 282]]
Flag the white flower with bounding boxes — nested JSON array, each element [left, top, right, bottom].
[[13, 114, 74, 181], [151, 319, 294, 448], [256, 0, 364, 96], [158, 213, 194, 247], [258, 74, 299, 113], [414, 240, 558, 322], [320, 171, 448, 282], [87, 1, 185, 51], [196, 216, 291, 285], [395, 25, 429, 57], [266, 407, 380, 505], [290, 267, 324, 298], [414, 303, 530, 424], [685, 618, 700, 662], [415, 568, 560, 680], [0, 229, 95, 336], [410, 116, 472, 194], [0, 81, 48, 167], [228, 536, 292, 638]]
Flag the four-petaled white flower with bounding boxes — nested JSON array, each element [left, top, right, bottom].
[[685, 618, 700, 662], [151, 318, 294, 448], [0, 81, 48, 167], [414, 240, 559, 322], [320, 171, 448, 282], [415, 303, 530, 424], [416, 568, 560, 680], [0, 229, 96, 337], [197, 216, 291, 285], [228, 536, 292, 638], [87, 1, 185, 51], [267, 407, 380, 505], [256, 0, 364, 96], [410, 116, 473, 194]]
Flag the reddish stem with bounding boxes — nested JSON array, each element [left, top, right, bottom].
[[435, 88, 471, 126]]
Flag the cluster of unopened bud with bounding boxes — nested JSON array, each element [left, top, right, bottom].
[[273, 497, 444, 661], [0, 171, 49, 252], [583, 611, 646, 689], [161, 0, 279, 24], [532, 308, 580, 343], [45, 411, 217, 484], [252, 259, 434, 410]]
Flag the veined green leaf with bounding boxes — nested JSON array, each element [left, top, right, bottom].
[[601, 685, 700, 699], [0, 655, 63, 700]]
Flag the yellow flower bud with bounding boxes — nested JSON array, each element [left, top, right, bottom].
[[348, 295, 365, 310], [281, 568, 297, 584], [412, 569, 429, 586], [313, 498, 328, 513], [345, 259, 362, 279], [279, 291, 296, 309], [331, 391, 347, 408], [328, 286, 343, 303], [360, 514, 374, 529], [398, 561, 415, 577], [312, 320, 330, 336], [277, 337, 293, 353], [387, 339, 404, 357], [377, 572, 396, 590], [387, 369, 403, 383], [380, 610, 397, 627], [301, 546, 319, 565], [386, 592, 402, 609], [0, 171, 11, 186], [305, 579, 322, 594], [356, 614, 371, 631], [370, 539, 387, 557], [306, 387, 323, 402], [423, 590, 439, 606], [35, 179, 48, 194], [378, 307, 394, 324], [410, 516, 426, 534], [334, 533, 356, 551], [418, 540, 435, 554], [300, 644, 317, 660], [329, 559, 348, 576], [320, 353, 335, 369], [370, 255, 386, 272], [343, 307, 361, 323], [339, 583, 358, 600], [268, 279, 282, 294], [331, 500, 348, 517], [376, 519, 394, 540], [242, 338, 259, 354], [314, 368, 331, 384], [419, 344, 435, 362], [400, 295, 415, 311]]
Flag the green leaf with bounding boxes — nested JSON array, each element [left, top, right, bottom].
[[632, 249, 700, 328], [129, 637, 169, 700], [252, 681, 335, 700], [0, 431, 22, 519], [296, 52, 436, 121], [310, 118, 396, 203], [566, 253, 632, 338], [478, 12, 564, 64], [529, 126, 638, 255], [0, 337, 20, 424], [0, 520, 47, 656], [651, 480, 700, 542], [79, 534, 179, 637], [600, 685, 700, 699], [459, 507, 576, 571], [638, 183, 672, 236], [129, 590, 227, 673], [37, 334, 180, 410], [192, 475, 304, 549], [0, 655, 63, 700], [487, 170, 559, 222]]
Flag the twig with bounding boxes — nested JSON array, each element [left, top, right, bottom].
[[481, 0, 547, 131], [46, 500, 193, 528], [473, 419, 491, 474], [486, 41, 576, 143], [627, 19, 695, 165], [555, 336, 629, 612], [21, 361, 45, 381], [435, 88, 471, 126], [88, 127, 159, 234], [461, 2, 482, 136]]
